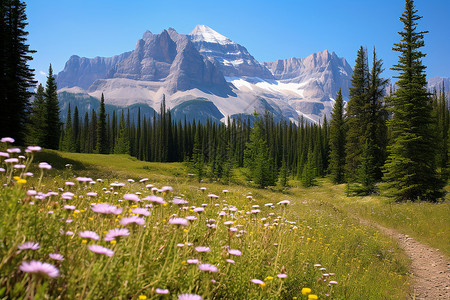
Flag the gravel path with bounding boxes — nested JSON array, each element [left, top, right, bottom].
[[360, 220, 449, 299]]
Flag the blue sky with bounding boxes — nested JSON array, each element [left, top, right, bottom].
[[26, 0, 449, 84]]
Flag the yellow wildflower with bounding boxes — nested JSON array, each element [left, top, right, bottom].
[[308, 295, 318, 300], [110, 240, 117, 245], [138, 295, 147, 300], [301, 288, 311, 295], [82, 240, 87, 244], [265, 276, 274, 281]]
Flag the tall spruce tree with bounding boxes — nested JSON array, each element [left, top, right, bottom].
[[383, 0, 444, 201], [244, 112, 275, 188], [96, 93, 107, 154], [0, 0, 36, 144], [44, 64, 60, 149], [61, 103, 75, 152], [345, 46, 370, 183], [26, 83, 46, 145], [114, 111, 130, 154], [328, 89, 346, 184], [73, 106, 80, 152]]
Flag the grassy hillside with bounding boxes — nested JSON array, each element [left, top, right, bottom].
[[2, 150, 447, 299]]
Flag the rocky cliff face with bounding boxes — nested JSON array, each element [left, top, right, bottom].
[[56, 52, 132, 90], [58, 28, 232, 96], [264, 50, 353, 101], [189, 25, 274, 79]]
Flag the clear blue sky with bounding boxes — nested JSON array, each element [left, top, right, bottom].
[[25, 0, 449, 84]]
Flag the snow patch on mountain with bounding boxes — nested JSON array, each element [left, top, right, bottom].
[[190, 25, 234, 45]]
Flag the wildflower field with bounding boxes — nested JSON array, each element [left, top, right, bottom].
[[0, 144, 419, 299]]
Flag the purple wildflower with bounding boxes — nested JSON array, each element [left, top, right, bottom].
[[1, 137, 14, 143], [132, 208, 150, 216], [168, 218, 189, 227], [198, 263, 218, 273], [156, 288, 169, 294], [251, 279, 264, 285], [38, 162, 52, 169], [187, 258, 200, 264], [7, 148, 20, 153], [27, 146, 42, 152], [277, 274, 288, 279], [75, 176, 92, 182], [228, 249, 242, 256], [120, 216, 145, 226], [178, 294, 203, 300], [277, 200, 290, 206], [91, 203, 123, 215], [78, 231, 100, 241], [123, 193, 140, 202], [193, 207, 204, 213], [19, 261, 59, 278], [143, 195, 166, 204], [49, 253, 64, 261], [172, 198, 188, 205], [104, 228, 130, 241], [195, 246, 211, 253], [18, 242, 40, 251], [88, 245, 114, 257], [4, 158, 19, 163]]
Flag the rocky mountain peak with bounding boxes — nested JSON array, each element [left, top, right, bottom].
[[189, 25, 234, 45]]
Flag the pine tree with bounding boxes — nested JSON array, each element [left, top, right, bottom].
[[114, 111, 130, 154], [0, 0, 36, 145], [191, 127, 204, 182], [44, 64, 60, 149], [26, 83, 46, 145], [73, 106, 80, 152], [61, 103, 75, 152], [96, 93, 107, 154], [244, 112, 275, 188], [328, 89, 346, 184], [383, 0, 444, 201], [302, 149, 316, 188], [345, 46, 369, 183]]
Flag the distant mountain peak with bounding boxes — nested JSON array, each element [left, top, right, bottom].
[[189, 25, 234, 45]]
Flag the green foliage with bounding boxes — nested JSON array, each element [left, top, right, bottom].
[[44, 65, 61, 149], [95, 93, 108, 154], [61, 103, 75, 152], [383, 0, 445, 202], [328, 89, 346, 184], [114, 111, 130, 155], [301, 150, 316, 187], [244, 113, 276, 188], [26, 84, 46, 146], [0, 0, 36, 145]]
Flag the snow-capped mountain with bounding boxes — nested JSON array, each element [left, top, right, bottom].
[[189, 25, 274, 79], [428, 77, 450, 93], [56, 25, 353, 123]]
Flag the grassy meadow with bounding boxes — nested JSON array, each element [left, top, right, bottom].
[[1, 149, 448, 299]]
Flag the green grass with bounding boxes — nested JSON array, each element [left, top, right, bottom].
[[307, 182, 450, 257], [0, 150, 425, 299]]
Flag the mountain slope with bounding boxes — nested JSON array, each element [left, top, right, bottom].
[[56, 25, 356, 124], [188, 25, 274, 79]]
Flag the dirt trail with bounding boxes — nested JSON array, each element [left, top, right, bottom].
[[359, 219, 449, 299]]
